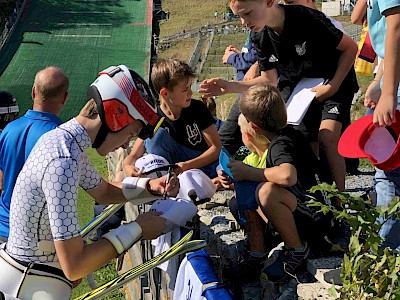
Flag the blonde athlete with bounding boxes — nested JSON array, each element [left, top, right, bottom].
[[0, 65, 179, 300]]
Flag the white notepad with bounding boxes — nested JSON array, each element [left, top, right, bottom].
[[286, 77, 325, 125]]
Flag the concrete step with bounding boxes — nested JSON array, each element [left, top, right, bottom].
[[307, 256, 343, 298]]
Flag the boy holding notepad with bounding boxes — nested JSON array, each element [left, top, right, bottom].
[[200, 0, 359, 195]]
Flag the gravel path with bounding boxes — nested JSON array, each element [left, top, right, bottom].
[[345, 168, 374, 196]]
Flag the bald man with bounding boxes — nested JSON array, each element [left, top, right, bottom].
[[0, 66, 69, 241]]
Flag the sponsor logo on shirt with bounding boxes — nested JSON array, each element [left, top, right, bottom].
[[269, 54, 278, 62], [295, 41, 307, 56], [186, 123, 202, 146], [328, 106, 340, 115]]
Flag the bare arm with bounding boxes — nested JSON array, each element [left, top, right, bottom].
[[373, 6, 400, 126], [330, 34, 358, 89], [228, 69, 278, 92], [351, 0, 367, 25], [177, 124, 222, 172], [364, 58, 384, 109], [55, 236, 117, 281], [87, 171, 179, 205], [243, 61, 260, 81], [55, 211, 165, 281], [199, 68, 278, 98], [86, 180, 128, 204], [312, 34, 358, 101], [261, 163, 297, 187], [228, 160, 297, 187], [123, 138, 146, 176]]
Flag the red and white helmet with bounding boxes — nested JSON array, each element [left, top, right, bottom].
[[88, 65, 163, 148]]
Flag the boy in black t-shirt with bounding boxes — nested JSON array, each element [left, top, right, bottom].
[[124, 59, 222, 178], [200, 0, 359, 194], [227, 84, 334, 282]]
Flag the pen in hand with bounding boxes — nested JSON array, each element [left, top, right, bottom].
[[163, 166, 173, 199], [137, 167, 144, 176]]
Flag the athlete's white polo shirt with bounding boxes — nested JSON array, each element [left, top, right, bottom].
[[7, 118, 102, 263]]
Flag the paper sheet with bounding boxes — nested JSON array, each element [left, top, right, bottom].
[[286, 78, 325, 125]]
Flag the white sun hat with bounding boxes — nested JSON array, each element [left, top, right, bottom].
[[134, 154, 175, 178]]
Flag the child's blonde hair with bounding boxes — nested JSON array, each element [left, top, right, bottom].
[[238, 113, 269, 146], [201, 97, 217, 116], [151, 59, 197, 94], [239, 84, 287, 133]]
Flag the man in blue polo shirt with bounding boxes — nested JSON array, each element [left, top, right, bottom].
[[0, 66, 69, 241]]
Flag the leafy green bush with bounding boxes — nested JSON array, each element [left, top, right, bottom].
[[309, 183, 400, 299]]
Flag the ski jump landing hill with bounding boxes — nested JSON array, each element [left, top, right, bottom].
[[0, 0, 153, 121]]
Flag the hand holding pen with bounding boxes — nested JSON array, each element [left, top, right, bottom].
[[163, 166, 173, 199]]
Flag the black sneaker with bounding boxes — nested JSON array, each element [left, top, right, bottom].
[[223, 253, 268, 284], [262, 243, 310, 283], [326, 220, 351, 254]]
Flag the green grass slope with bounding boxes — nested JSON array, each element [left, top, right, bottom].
[[0, 0, 152, 121], [159, 0, 229, 37]]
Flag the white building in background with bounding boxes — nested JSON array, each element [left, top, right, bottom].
[[322, 0, 354, 16]]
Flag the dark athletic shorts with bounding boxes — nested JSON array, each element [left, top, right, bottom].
[[293, 194, 335, 246]]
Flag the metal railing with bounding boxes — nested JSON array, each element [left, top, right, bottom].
[[0, 0, 29, 50]]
